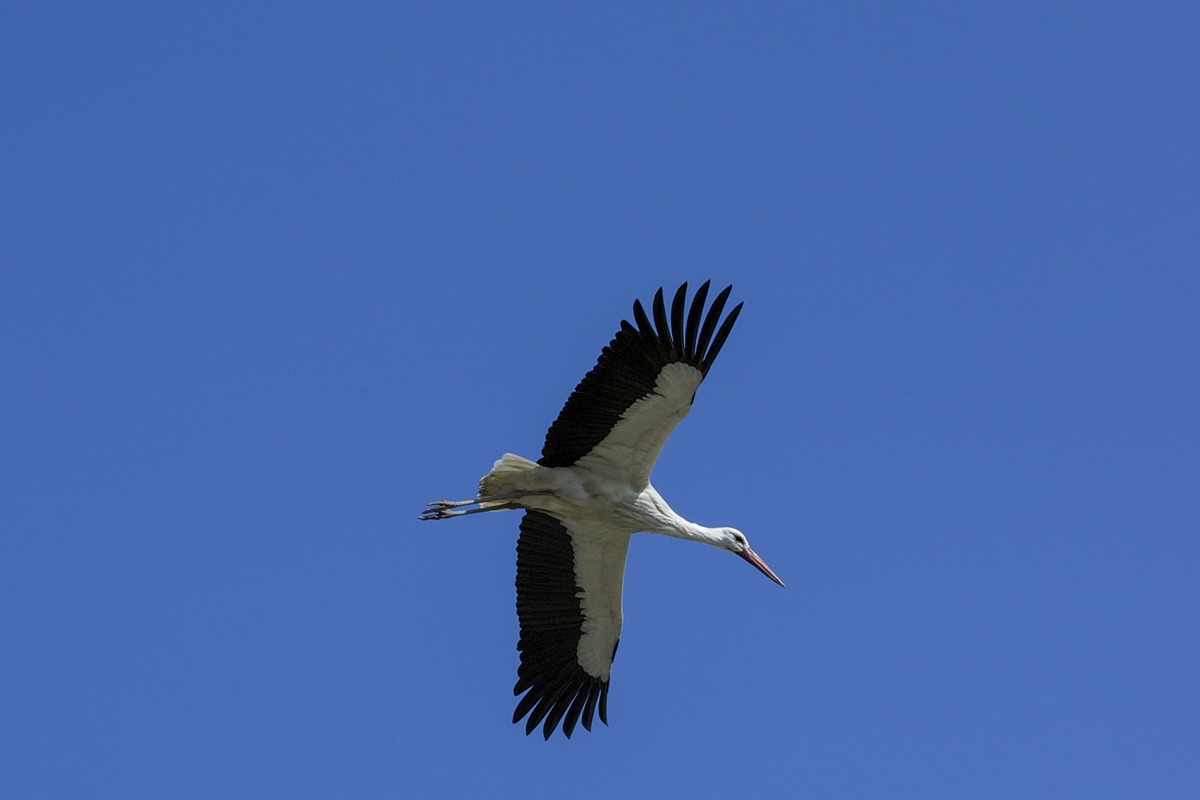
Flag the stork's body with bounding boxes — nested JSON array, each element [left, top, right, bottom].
[[422, 282, 784, 740]]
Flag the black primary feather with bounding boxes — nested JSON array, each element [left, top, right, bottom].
[[513, 511, 611, 739], [539, 281, 743, 468]]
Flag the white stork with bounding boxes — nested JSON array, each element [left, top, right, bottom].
[[422, 281, 784, 740]]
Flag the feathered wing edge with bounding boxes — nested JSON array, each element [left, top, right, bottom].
[[513, 510, 615, 739], [539, 281, 743, 468]]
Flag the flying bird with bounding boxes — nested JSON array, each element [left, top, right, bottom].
[[421, 281, 784, 740]]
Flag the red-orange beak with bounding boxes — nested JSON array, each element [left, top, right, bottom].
[[739, 546, 785, 587]]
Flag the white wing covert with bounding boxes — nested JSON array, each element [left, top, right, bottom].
[[513, 510, 628, 739], [538, 281, 744, 490]]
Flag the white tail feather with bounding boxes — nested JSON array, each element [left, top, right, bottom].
[[479, 453, 538, 500]]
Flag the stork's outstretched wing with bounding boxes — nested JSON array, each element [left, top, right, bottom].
[[513, 510, 629, 739], [539, 281, 743, 490]]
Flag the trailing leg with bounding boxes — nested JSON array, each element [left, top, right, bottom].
[[419, 490, 551, 521], [421, 453, 548, 521], [420, 500, 521, 520]]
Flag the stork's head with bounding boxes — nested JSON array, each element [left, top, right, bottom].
[[719, 527, 785, 587]]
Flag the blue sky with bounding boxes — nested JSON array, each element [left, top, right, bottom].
[[3, 2, 1198, 797]]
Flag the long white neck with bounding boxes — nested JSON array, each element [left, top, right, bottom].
[[636, 484, 727, 547]]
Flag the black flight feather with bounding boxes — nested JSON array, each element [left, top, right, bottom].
[[539, 282, 743, 468], [513, 510, 612, 739]]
